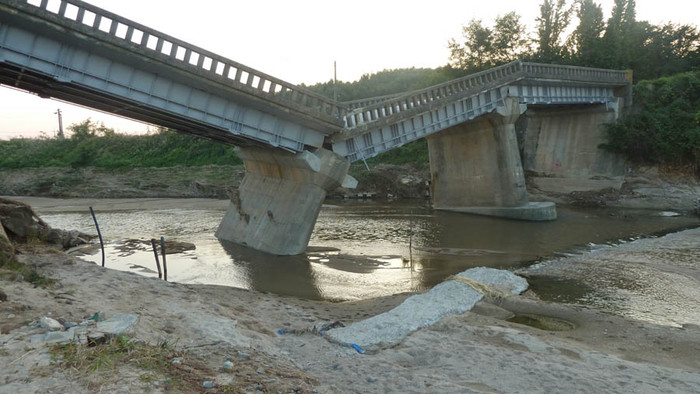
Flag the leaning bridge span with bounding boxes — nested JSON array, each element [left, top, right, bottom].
[[0, 0, 632, 254]]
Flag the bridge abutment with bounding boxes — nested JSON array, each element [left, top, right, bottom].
[[215, 148, 354, 255], [427, 98, 557, 221]]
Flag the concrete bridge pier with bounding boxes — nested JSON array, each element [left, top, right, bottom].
[[216, 147, 355, 255], [427, 97, 557, 221]]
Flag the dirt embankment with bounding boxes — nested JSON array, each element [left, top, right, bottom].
[[1, 164, 698, 211]]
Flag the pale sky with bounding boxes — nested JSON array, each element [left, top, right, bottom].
[[1, 0, 697, 139]]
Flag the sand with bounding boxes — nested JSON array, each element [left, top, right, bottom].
[[1, 215, 699, 392]]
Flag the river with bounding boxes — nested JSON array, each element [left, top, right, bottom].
[[27, 198, 698, 310]]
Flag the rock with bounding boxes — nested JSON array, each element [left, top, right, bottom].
[[202, 381, 216, 388], [237, 350, 250, 360], [658, 211, 680, 217], [0, 202, 40, 239], [0, 287, 7, 302], [171, 357, 183, 365], [95, 313, 138, 335], [367, 376, 378, 383], [0, 224, 14, 263], [223, 360, 233, 370], [39, 316, 64, 331]]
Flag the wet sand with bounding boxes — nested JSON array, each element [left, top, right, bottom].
[[1, 223, 699, 392]]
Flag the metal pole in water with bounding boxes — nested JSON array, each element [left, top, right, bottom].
[[150, 238, 162, 279], [89, 206, 105, 267], [160, 236, 167, 281]]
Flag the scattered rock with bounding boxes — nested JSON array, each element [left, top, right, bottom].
[[223, 360, 234, 370], [0, 224, 14, 262], [202, 381, 217, 388], [367, 375, 378, 383], [95, 313, 139, 335], [237, 350, 250, 360], [39, 316, 64, 331], [171, 357, 183, 365]]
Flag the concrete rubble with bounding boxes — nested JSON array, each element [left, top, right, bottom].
[[29, 313, 139, 344], [327, 267, 528, 349]]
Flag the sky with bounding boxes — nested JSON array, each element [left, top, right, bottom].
[[1, 0, 698, 139]]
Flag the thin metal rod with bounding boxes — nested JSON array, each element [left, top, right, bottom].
[[150, 238, 162, 279], [89, 206, 105, 267], [160, 236, 167, 281]]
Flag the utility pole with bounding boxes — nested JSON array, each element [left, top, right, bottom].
[[55, 108, 64, 139], [333, 61, 338, 102]]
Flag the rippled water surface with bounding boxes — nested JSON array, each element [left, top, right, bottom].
[[39, 200, 698, 308]]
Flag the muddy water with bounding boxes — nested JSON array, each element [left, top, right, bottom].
[[36, 199, 698, 307]]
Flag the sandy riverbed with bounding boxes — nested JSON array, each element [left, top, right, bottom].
[[1, 216, 699, 392]]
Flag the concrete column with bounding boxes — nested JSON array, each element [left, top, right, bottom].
[[427, 98, 556, 221], [215, 147, 355, 255], [521, 101, 626, 194]]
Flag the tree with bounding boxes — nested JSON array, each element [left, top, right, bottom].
[[567, 0, 605, 66], [448, 13, 528, 71], [448, 19, 493, 70], [68, 119, 115, 140], [535, 0, 573, 62]]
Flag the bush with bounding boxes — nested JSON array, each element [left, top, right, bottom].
[[602, 71, 700, 171]]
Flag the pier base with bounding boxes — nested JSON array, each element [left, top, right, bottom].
[[215, 147, 355, 255], [427, 98, 556, 221]]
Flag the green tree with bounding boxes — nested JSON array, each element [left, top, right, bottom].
[[448, 12, 528, 71], [535, 0, 573, 62], [567, 0, 605, 66]]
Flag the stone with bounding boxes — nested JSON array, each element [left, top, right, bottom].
[[237, 350, 250, 360], [171, 357, 183, 365], [95, 313, 138, 335], [0, 287, 7, 302], [202, 381, 216, 388], [0, 203, 38, 239], [223, 360, 233, 370], [367, 376, 378, 383], [0, 224, 14, 263], [39, 316, 64, 331]]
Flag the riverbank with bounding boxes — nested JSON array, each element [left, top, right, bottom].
[[1, 212, 699, 392], [1, 164, 698, 212]]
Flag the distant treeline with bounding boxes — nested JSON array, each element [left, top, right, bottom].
[[306, 0, 698, 102]]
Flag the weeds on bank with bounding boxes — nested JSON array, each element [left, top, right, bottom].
[[0, 259, 55, 288], [50, 335, 221, 392]]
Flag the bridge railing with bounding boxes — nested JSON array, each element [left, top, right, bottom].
[[342, 61, 630, 130], [520, 62, 630, 85], [15, 0, 347, 125], [342, 61, 524, 129]]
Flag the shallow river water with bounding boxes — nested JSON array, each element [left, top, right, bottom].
[[35, 199, 698, 308]]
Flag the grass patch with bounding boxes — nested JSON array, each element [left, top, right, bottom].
[[50, 336, 218, 392], [0, 259, 55, 288]]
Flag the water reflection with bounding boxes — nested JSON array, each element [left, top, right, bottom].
[[39, 200, 698, 305], [217, 240, 322, 299]]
